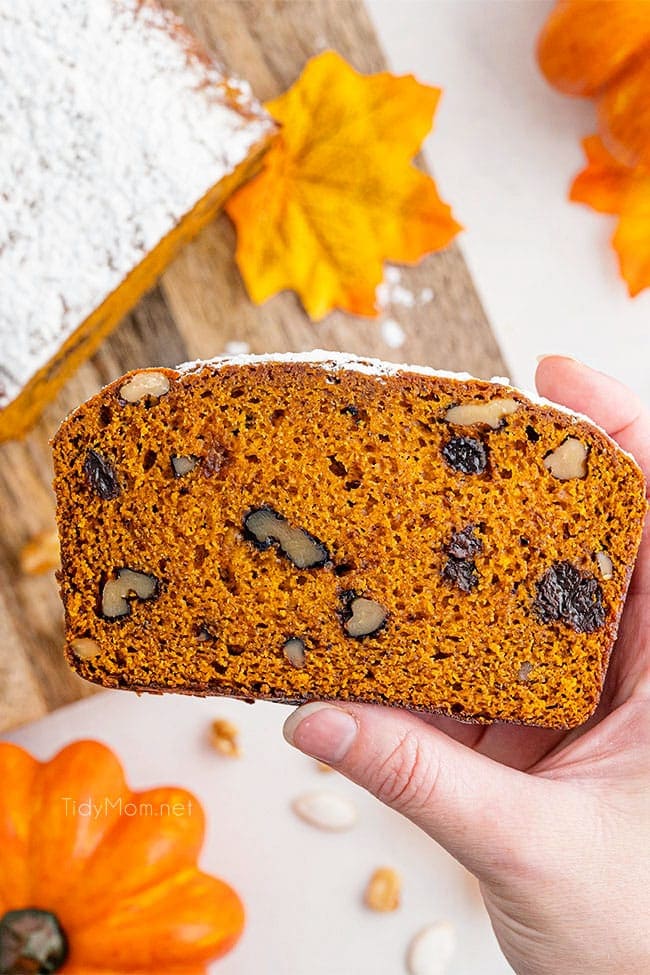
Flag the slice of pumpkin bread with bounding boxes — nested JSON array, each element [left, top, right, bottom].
[[52, 351, 647, 729]]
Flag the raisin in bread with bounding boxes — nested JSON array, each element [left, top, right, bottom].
[[52, 351, 647, 729], [0, 0, 274, 441]]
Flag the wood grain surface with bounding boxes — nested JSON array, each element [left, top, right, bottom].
[[0, 0, 505, 732]]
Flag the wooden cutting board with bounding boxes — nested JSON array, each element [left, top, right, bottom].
[[0, 0, 506, 732]]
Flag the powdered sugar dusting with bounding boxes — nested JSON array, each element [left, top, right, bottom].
[[375, 266, 434, 349], [376, 266, 435, 312], [178, 348, 474, 383], [224, 340, 251, 356], [380, 318, 406, 349], [0, 0, 273, 408]]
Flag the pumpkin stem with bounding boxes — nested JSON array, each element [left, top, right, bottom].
[[0, 909, 68, 974]]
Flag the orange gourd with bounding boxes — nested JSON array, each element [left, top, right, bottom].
[[538, 0, 650, 166], [0, 740, 244, 974], [537, 1, 650, 295]]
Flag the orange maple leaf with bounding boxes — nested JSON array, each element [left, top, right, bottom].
[[571, 135, 650, 296], [225, 50, 461, 320]]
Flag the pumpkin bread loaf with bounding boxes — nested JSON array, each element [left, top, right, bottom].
[[0, 0, 274, 441], [52, 352, 647, 729]]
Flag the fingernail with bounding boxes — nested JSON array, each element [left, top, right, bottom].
[[283, 702, 358, 764], [536, 353, 579, 364]]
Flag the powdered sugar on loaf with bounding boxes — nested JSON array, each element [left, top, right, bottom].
[[0, 0, 272, 408]]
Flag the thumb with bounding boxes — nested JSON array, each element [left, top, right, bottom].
[[284, 702, 551, 882]]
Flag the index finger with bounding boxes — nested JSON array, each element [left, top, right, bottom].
[[535, 355, 649, 596], [535, 355, 650, 483]]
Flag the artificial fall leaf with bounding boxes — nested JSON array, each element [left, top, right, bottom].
[[571, 135, 650, 296], [570, 134, 633, 213], [225, 50, 461, 320], [537, 0, 650, 97], [598, 55, 650, 168], [614, 179, 650, 296]]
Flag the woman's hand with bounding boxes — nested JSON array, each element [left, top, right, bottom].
[[283, 356, 650, 975]]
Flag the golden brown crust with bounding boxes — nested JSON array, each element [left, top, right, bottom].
[[53, 359, 647, 729]]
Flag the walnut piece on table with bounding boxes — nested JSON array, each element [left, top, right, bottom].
[[20, 529, 60, 575], [209, 718, 241, 758]]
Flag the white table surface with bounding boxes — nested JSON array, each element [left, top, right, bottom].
[[3, 6, 646, 974]]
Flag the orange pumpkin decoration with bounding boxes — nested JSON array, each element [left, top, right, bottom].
[[538, 1, 650, 166], [0, 740, 244, 974], [537, 1, 650, 295]]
